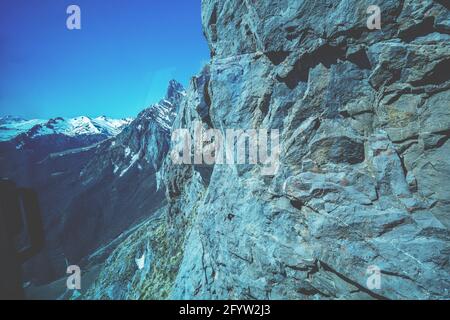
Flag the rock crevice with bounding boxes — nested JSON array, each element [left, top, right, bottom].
[[87, 0, 450, 300]]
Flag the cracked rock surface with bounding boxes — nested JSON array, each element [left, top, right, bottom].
[[87, 0, 450, 299]]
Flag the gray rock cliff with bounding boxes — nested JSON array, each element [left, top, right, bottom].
[[86, 0, 449, 299]]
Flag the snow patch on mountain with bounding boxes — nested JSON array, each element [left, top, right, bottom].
[[0, 117, 47, 141], [0, 115, 133, 142], [147, 100, 177, 131], [119, 152, 139, 177]]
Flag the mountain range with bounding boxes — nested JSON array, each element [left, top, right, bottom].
[[0, 80, 185, 294], [1, 0, 449, 300], [0, 115, 132, 143]]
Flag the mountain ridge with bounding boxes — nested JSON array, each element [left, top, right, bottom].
[[0, 80, 186, 288], [0, 115, 133, 143]]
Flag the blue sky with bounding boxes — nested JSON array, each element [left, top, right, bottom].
[[0, 0, 209, 119]]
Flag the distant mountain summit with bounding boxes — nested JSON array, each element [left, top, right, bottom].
[[0, 115, 28, 125], [0, 80, 186, 287], [137, 79, 185, 132], [166, 79, 186, 104], [0, 115, 132, 144]]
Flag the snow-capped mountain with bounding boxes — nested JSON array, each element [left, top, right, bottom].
[[0, 117, 47, 141], [0, 115, 132, 142], [0, 115, 28, 125], [0, 80, 186, 287]]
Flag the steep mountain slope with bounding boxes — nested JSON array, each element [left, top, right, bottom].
[[13, 80, 185, 285], [86, 0, 449, 300]]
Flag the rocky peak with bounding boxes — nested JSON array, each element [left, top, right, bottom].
[[137, 80, 185, 133], [166, 79, 185, 104]]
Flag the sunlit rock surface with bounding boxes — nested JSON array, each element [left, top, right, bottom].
[[86, 0, 450, 299]]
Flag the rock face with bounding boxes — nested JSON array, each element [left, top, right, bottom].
[[87, 0, 449, 299]]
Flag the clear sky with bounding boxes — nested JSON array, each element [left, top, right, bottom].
[[0, 0, 209, 119]]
